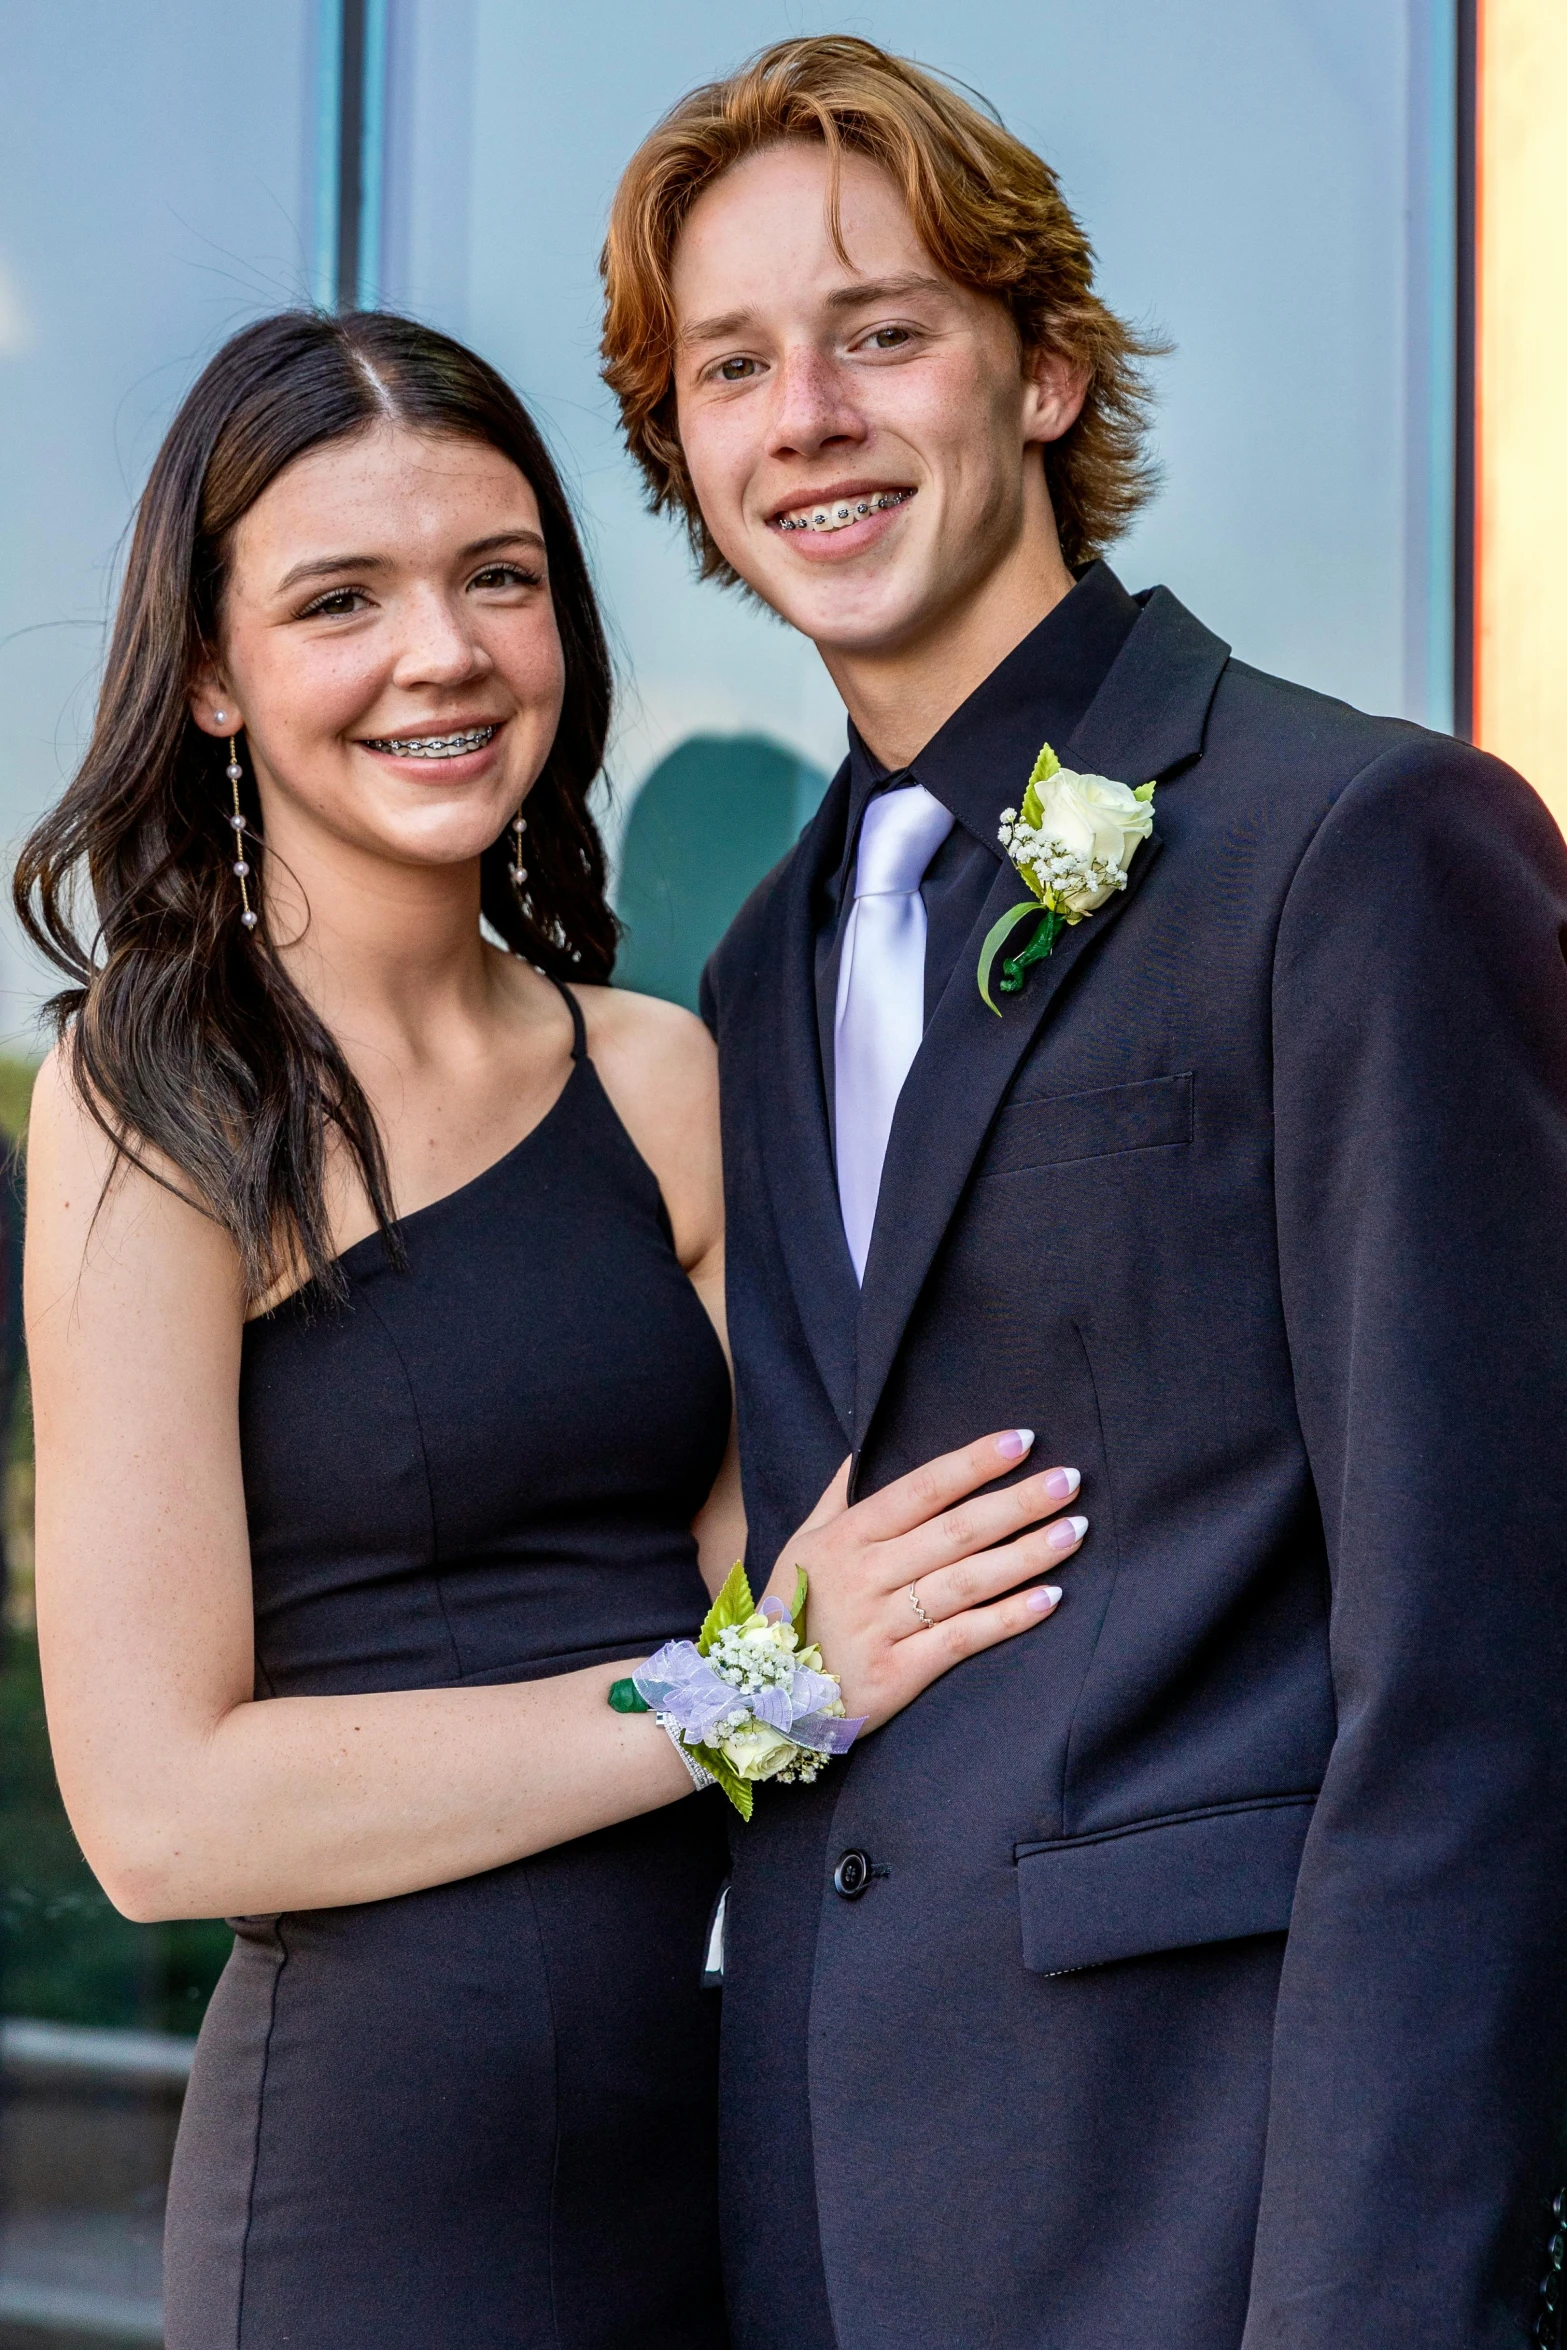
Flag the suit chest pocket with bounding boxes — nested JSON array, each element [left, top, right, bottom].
[[980, 1071, 1194, 1180]]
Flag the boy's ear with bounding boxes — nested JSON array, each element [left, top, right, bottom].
[[188, 654, 240, 741], [1022, 344, 1089, 448]]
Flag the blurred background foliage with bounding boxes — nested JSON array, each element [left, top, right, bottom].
[[0, 1055, 233, 2036]]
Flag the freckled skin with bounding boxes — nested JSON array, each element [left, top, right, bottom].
[[670, 142, 1087, 762], [192, 423, 566, 886]]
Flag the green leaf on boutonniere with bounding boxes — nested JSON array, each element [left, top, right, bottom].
[[698, 1560, 756, 1655], [790, 1567, 809, 1624], [1133, 781, 1155, 802], [978, 899, 1047, 1015], [1018, 740, 1061, 835], [690, 1741, 755, 1820]]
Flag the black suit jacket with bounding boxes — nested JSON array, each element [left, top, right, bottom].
[[702, 585, 1567, 2350]]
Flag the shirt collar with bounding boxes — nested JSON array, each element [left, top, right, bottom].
[[842, 559, 1143, 861]]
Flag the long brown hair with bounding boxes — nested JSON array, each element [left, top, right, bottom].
[[602, 34, 1164, 583], [14, 309, 616, 1303]]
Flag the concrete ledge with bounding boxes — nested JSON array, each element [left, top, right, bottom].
[[1, 2022, 186, 2347], [0, 2025, 193, 2092], [0, 2274, 162, 2345]]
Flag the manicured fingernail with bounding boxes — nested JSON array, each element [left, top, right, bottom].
[[998, 1428, 1035, 1461], [1027, 1585, 1063, 1613], [1048, 1515, 1088, 1554], [1044, 1466, 1080, 1501]]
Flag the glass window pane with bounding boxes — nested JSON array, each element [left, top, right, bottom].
[[0, 11, 315, 2339]]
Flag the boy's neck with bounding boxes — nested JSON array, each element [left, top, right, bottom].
[[818, 529, 1077, 770]]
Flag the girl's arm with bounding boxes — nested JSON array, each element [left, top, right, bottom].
[[27, 1047, 700, 1923]]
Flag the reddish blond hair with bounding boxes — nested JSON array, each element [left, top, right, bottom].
[[601, 35, 1163, 585]]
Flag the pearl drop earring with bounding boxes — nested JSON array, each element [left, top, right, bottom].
[[509, 810, 528, 894], [225, 737, 258, 931]]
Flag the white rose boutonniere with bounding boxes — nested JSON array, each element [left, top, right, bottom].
[[978, 741, 1156, 1012]]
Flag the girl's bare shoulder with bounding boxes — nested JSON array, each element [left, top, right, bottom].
[[25, 1040, 240, 1322], [568, 985, 721, 1267], [571, 984, 717, 1113]]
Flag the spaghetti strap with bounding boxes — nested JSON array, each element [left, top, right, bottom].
[[552, 977, 587, 1061]]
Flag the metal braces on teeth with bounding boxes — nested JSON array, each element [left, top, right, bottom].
[[776, 490, 913, 534], [366, 725, 498, 758]]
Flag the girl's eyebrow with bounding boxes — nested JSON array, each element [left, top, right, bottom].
[[275, 529, 546, 595], [276, 551, 388, 592]]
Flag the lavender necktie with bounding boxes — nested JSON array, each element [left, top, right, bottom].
[[833, 783, 955, 1283]]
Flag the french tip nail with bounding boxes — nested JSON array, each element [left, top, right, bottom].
[[998, 1426, 1036, 1461], [1066, 1515, 1088, 1541], [1028, 1584, 1063, 1613]]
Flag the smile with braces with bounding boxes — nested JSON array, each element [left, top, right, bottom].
[[774, 489, 914, 534], [362, 724, 499, 759]]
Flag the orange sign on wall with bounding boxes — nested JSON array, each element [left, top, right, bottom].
[[1472, 0, 1567, 830]]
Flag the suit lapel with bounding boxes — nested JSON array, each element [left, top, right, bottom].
[[751, 772, 860, 1440], [852, 589, 1231, 1451]]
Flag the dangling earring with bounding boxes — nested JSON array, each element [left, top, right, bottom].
[[508, 809, 528, 896], [226, 737, 258, 931]]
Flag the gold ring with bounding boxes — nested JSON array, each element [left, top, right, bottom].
[[908, 1583, 936, 1631]]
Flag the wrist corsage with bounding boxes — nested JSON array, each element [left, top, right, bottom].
[[609, 1564, 865, 1819]]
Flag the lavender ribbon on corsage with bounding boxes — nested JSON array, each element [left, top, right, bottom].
[[608, 1565, 866, 1820]]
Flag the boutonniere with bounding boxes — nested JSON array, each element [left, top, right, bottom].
[[977, 742, 1156, 1013]]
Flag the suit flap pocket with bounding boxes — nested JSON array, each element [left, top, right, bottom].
[[982, 1072, 1193, 1178], [1015, 1794, 1315, 1974]]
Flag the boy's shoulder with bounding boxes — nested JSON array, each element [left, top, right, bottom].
[[1201, 651, 1555, 867]]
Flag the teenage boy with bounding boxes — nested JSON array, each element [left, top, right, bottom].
[[603, 37, 1567, 2350]]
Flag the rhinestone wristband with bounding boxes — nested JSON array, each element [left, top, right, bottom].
[[657, 1716, 717, 1792], [609, 1675, 716, 1791]]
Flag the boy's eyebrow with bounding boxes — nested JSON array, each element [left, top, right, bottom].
[[681, 309, 755, 348], [824, 272, 950, 311], [681, 273, 952, 348]]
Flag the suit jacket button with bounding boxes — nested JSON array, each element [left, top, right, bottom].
[[833, 1849, 871, 1900]]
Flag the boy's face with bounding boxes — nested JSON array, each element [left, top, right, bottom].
[[671, 140, 1083, 664]]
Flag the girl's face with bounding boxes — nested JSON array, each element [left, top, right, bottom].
[[191, 422, 566, 878]]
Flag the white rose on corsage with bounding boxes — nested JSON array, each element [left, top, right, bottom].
[[978, 740, 1156, 1011], [608, 1564, 866, 1820], [720, 1721, 800, 1782]]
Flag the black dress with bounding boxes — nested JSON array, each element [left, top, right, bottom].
[[163, 986, 733, 2350]]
